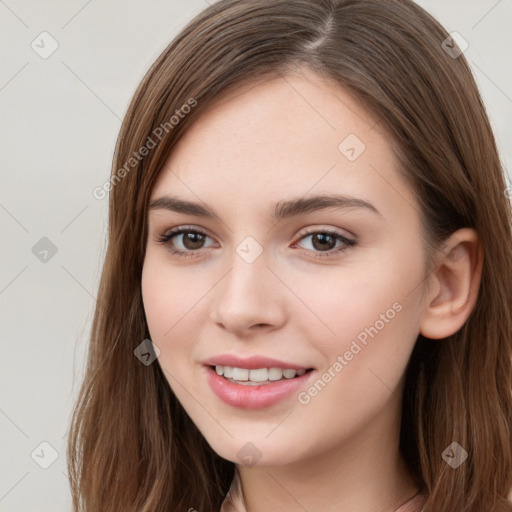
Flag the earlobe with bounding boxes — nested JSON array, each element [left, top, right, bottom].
[[420, 228, 484, 340]]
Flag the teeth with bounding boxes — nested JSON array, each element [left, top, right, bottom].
[[249, 368, 268, 382], [213, 365, 308, 382], [231, 367, 249, 381], [268, 367, 283, 381]]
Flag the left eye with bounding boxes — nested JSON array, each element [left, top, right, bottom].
[[294, 230, 356, 256]]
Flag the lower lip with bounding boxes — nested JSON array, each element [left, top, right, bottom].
[[205, 366, 315, 409]]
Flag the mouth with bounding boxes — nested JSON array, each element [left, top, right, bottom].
[[204, 364, 316, 409]]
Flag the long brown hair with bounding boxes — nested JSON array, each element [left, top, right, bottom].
[[67, 1, 512, 510]]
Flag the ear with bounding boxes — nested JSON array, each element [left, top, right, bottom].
[[420, 228, 484, 339]]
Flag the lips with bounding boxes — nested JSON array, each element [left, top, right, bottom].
[[202, 354, 315, 409], [202, 354, 310, 371]]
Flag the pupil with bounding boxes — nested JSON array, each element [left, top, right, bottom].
[[184, 232, 204, 249], [313, 233, 334, 251]]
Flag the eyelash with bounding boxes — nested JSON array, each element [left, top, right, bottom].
[[156, 226, 356, 260]]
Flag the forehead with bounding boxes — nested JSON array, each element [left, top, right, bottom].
[[150, 68, 417, 224]]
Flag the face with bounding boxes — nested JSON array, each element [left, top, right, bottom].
[[141, 67, 429, 468]]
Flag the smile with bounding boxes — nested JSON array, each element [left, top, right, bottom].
[[204, 364, 315, 409]]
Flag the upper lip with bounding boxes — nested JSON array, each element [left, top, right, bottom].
[[203, 354, 312, 371]]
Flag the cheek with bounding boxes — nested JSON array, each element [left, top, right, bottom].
[[141, 253, 205, 340], [286, 247, 423, 358], [141, 253, 215, 392], [290, 274, 420, 449], [283, 249, 424, 421]]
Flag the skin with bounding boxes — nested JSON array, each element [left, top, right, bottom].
[[141, 66, 483, 511]]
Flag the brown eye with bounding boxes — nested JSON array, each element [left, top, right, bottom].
[[157, 227, 215, 258], [310, 233, 337, 251], [295, 229, 356, 259], [180, 231, 207, 250]]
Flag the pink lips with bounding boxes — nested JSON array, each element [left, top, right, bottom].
[[202, 354, 314, 409], [202, 354, 309, 371]]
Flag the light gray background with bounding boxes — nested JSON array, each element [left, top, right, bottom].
[[0, 1, 511, 510]]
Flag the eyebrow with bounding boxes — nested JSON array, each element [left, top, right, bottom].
[[148, 194, 383, 222]]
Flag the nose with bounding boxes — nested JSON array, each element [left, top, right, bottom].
[[209, 251, 287, 337]]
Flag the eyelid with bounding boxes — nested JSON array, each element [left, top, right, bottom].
[[158, 224, 214, 240], [156, 224, 354, 241], [156, 225, 217, 247], [295, 224, 355, 240]]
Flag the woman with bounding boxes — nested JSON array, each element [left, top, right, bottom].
[[67, 1, 512, 511]]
